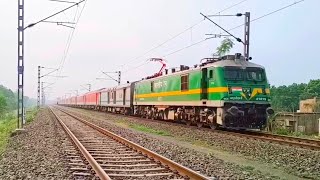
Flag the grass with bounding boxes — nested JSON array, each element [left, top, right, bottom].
[[0, 108, 38, 155], [241, 165, 255, 171], [0, 114, 16, 154], [114, 119, 172, 136], [274, 127, 320, 139], [25, 107, 38, 124], [128, 123, 172, 136]]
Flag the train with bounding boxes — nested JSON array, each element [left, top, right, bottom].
[[58, 53, 274, 130]]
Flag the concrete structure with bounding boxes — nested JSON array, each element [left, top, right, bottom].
[[299, 97, 320, 113], [274, 112, 320, 135]]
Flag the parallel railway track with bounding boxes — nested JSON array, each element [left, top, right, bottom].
[[50, 106, 209, 180], [61, 106, 320, 151], [225, 130, 320, 151]]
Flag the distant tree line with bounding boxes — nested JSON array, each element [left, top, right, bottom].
[[270, 79, 320, 112], [0, 85, 36, 118]]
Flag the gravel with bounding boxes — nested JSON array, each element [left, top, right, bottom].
[[64, 107, 320, 180], [0, 108, 73, 180], [61, 107, 281, 179], [54, 109, 184, 180]]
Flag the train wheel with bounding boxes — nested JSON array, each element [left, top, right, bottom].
[[158, 110, 164, 120], [197, 122, 203, 128], [186, 120, 192, 126], [209, 123, 217, 130]]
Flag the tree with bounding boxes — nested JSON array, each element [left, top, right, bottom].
[[270, 80, 320, 112], [215, 38, 234, 57], [0, 95, 7, 117]]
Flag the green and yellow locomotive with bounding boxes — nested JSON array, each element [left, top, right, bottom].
[[133, 53, 274, 129]]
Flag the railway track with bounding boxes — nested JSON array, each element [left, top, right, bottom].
[[228, 130, 320, 151], [61, 106, 320, 151], [50, 106, 209, 180]]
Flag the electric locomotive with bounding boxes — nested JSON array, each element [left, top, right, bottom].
[[134, 53, 274, 129]]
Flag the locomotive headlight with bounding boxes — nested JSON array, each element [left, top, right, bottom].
[[262, 88, 266, 95], [266, 107, 274, 115]]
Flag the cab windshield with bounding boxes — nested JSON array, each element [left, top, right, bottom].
[[224, 67, 265, 82], [224, 67, 243, 81], [246, 67, 265, 81]]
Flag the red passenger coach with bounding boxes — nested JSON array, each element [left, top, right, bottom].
[[83, 89, 104, 109], [70, 96, 77, 105], [77, 95, 85, 106]]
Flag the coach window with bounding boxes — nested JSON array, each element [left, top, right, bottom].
[[181, 74, 189, 91], [151, 81, 154, 92]]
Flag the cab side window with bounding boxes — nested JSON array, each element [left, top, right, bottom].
[[151, 81, 154, 92], [209, 69, 214, 79]]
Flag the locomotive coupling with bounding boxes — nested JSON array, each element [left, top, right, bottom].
[[227, 106, 244, 117]]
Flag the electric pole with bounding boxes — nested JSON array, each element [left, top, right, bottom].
[[201, 12, 251, 60], [102, 71, 121, 85], [37, 66, 41, 108], [41, 82, 44, 106], [17, 0, 25, 128], [17, 0, 85, 129], [81, 84, 91, 92], [37, 66, 60, 108], [118, 71, 121, 86], [243, 12, 250, 60]]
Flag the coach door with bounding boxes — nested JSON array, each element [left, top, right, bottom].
[[123, 88, 126, 105], [201, 68, 208, 100]]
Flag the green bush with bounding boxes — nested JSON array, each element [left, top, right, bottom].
[[274, 128, 291, 135], [0, 114, 16, 154]]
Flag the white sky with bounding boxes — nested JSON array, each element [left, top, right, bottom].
[[0, 0, 319, 100]]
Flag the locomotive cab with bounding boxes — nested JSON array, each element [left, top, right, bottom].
[[203, 54, 273, 130]]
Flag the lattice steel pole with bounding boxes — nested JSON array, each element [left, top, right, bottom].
[[17, 0, 25, 128], [244, 12, 250, 60], [37, 66, 41, 108], [118, 71, 121, 86], [41, 82, 44, 106]]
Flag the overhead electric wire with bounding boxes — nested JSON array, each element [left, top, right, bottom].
[[200, 12, 243, 43], [157, 0, 306, 59], [50, 0, 88, 94], [122, 39, 208, 75], [57, 0, 89, 75], [121, 0, 249, 70], [228, 0, 305, 32], [163, 38, 208, 58], [49, 0, 78, 4], [123, 61, 150, 73], [25, 0, 84, 30]]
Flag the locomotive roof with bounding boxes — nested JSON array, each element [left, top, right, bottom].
[[207, 59, 265, 69], [101, 83, 132, 92]]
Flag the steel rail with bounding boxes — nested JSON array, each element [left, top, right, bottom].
[[54, 106, 209, 180], [216, 130, 320, 150], [242, 131, 320, 150], [49, 107, 111, 180]]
